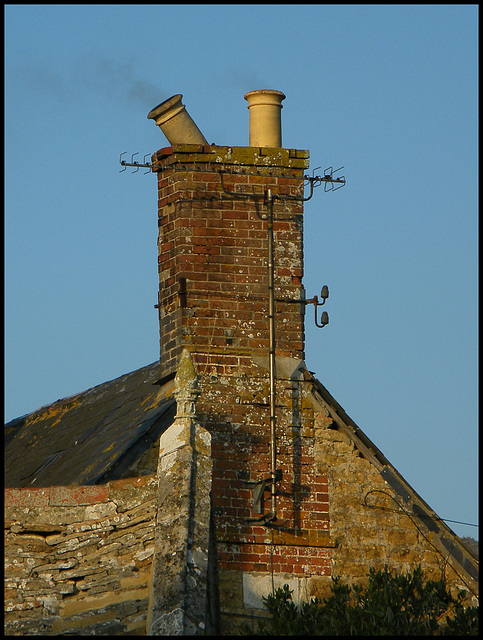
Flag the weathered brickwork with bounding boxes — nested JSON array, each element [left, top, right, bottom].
[[154, 144, 308, 379], [4, 477, 157, 635], [208, 373, 332, 568]]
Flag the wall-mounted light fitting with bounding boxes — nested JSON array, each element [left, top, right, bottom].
[[276, 285, 330, 328], [311, 287, 329, 328], [318, 310, 329, 328]]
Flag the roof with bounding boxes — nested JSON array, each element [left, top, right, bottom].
[[4, 363, 176, 488]]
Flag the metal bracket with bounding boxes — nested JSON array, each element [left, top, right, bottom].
[[276, 286, 329, 328], [119, 152, 153, 174], [308, 295, 329, 328], [178, 277, 188, 308], [219, 163, 346, 203], [243, 469, 282, 515], [306, 166, 346, 192]]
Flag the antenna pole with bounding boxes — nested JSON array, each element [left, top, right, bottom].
[[266, 188, 277, 520]]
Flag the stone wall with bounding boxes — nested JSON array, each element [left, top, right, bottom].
[[310, 392, 479, 604], [4, 476, 157, 635]]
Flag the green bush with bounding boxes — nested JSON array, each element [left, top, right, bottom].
[[242, 565, 478, 636]]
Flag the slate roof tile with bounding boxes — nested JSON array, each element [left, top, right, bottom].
[[4, 362, 176, 488]]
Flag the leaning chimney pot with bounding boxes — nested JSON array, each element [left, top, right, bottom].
[[147, 94, 208, 146], [244, 89, 286, 148]]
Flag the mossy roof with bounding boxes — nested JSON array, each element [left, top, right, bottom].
[[4, 362, 175, 488]]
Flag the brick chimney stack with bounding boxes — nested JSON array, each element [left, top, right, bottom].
[[149, 94, 330, 595], [153, 143, 309, 380]]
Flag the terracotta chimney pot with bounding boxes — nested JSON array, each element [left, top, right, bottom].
[[244, 89, 286, 148], [148, 94, 208, 146]]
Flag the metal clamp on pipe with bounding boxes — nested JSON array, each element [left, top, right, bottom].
[[243, 469, 283, 520]]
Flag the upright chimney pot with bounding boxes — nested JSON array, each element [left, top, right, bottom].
[[244, 89, 286, 148], [147, 94, 208, 146]]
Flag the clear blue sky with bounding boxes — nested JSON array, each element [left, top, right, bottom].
[[5, 5, 478, 541]]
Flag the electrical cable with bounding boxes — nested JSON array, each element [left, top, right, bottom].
[[362, 491, 478, 528], [362, 490, 478, 598]]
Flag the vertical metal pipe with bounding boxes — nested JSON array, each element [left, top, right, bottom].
[[266, 189, 277, 519]]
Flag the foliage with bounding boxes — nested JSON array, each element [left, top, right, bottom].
[[461, 537, 479, 557], [241, 565, 478, 636]]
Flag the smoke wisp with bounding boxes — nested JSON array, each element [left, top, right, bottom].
[[14, 53, 164, 110]]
